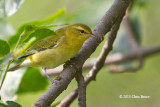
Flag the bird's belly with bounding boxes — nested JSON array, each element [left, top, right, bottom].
[[45, 53, 72, 69], [29, 47, 78, 69]]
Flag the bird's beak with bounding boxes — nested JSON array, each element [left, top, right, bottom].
[[90, 32, 95, 38]]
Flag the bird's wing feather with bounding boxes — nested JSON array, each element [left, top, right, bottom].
[[18, 27, 66, 59], [28, 27, 65, 51], [28, 35, 61, 51], [19, 36, 63, 59]]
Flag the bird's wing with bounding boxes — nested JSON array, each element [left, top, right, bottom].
[[18, 35, 62, 59], [18, 28, 66, 59], [28, 27, 66, 52], [28, 35, 61, 51]]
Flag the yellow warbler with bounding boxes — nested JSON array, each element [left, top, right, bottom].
[[9, 23, 92, 81]]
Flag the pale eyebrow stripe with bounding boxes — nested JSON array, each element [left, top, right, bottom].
[[74, 26, 89, 33]]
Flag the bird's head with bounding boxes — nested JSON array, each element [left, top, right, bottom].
[[65, 23, 92, 41]]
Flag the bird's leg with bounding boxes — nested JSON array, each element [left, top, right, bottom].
[[42, 67, 52, 82]]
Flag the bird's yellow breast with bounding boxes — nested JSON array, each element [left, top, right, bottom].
[[26, 39, 82, 69]]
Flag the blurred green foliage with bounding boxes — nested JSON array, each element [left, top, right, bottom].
[[0, 39, 10, 56], [0, 8, 65, 100], [0, 101, 22, 107], [8, 8, 64, 49], [17, 67, 48, 93]]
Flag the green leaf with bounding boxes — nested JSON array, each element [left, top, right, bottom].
[[23, 28, 56, 43], [0, 101, 22, 107], [130, 17, 141, 43], [17, 28, 56, 56], [21, 25, 56, 43], [8, 8, 65, 48], [0, 39, 10, 56], [34, 8, 65, 25], [0, 53, 14, 71], [17, 67, 48, 93]]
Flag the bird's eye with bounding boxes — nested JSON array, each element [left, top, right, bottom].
[[75, 28, 87, 34], [79, 30, 86, 33]]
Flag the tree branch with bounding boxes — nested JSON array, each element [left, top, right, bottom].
[[45, 44, 160, 75], [75, 69, 86, 107], [57, 3, 127, 106], [108, 9, 143, 72], [57, 44, 160, 106], [32, 0, 132, 106]]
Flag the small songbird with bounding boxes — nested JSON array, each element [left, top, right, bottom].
[[8, 23, 92, 81]]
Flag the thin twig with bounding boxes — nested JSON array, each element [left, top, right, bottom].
[[45, 44, 160, 75], [75, 69, 86, 107], [108, 9, 143, 72], [0, 60, 12, 90], [108, 63, 142, 72], [0, 32, 25, 90], [12, 31, 25, 57]]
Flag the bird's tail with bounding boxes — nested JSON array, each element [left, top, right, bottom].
[[8, 64, 21, 71]]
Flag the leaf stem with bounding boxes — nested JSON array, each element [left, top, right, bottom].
[[0, 59, 12, 90], [0, 31, 25, 90], [13, 31, 25, 57]]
